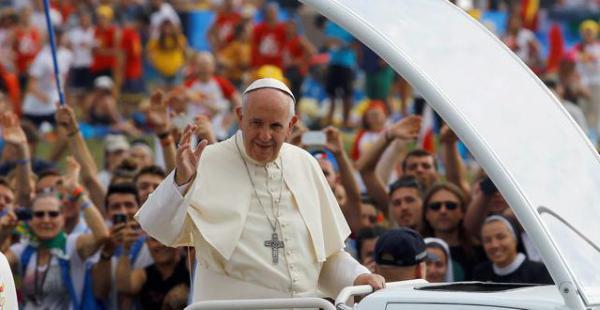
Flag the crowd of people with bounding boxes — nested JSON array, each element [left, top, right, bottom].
[[0, 0, 597, 308]]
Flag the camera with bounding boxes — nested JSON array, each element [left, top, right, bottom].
[[112, 214, 127, 225]]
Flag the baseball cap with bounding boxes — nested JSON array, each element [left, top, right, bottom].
[[374, 228, 428, 267], [104, 134, 130, 153]]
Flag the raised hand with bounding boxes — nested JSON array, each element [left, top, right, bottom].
[[0, 112, 27, 146], [323, 126, 344, 155], [55, 104, 79, 136], [440, 124, 458, 144], [388, 115, 422, 140], [62, 156, 81, 192], [147, 90, 171, 134], [174, 124, 208, 186], [194, 115, 216, 145]]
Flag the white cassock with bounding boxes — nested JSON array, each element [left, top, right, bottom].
[[135, 131, 369, 301]]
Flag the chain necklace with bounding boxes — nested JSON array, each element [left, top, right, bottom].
[[235, 137, 286, 264]]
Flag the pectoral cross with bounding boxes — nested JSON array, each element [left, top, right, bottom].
[[264, 232, 285, 264]]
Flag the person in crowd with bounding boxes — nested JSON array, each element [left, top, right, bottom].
[[355, 226, 386, 272], [502, 13, 542, 72], [117, 236, 190, 309], [129, 140, 154, 170], [133, 165, 166, 205], [350, 100, 388, 161], [98, 134, 130, 189], [0, 157, 108, 309], [91, 5, 121, 79], [92, 182, 154, 309], [425, 237, 454, 283], [149, 0, 181, 39], [136, 78, 385, 301], [12, 5, 41, 91], [251, 3, 286, 69], [85, 76, 120, 127], [573, 20, 600, 138], [119, 9, 146, 107], [207, 0, 242, 51], [358, 44, 395, 113], [422, 182, 485, 281], [324, 19, 357, 128], [22, 27, 72, 128], [217, 22, 252, 87], [147, 18, 188, 89], [373, 228, 428, 282], [282, 17, 316, 101], [473, 215, 553, 284], [66, 11, 95, 100], [387, 176, 425, 232]]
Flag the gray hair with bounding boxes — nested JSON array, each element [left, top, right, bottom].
[[241, 90, 295, 121]]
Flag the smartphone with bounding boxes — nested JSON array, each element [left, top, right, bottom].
[[479, 177, 498, 196], [112, 214, 127, 225], [301, 131, 326, 146], [15, 208, 32, 221]]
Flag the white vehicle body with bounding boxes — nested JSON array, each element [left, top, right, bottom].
[[187, 0, 600, 309]]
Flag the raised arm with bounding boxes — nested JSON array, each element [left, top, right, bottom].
[[116, 224, 146, 294], [55, 105, 106, 210], [440, 125, 471, 197], [358, 116, 422, 212], [0, 112, 33, 207], [62, 157, 109, 259], [324, 126, 361, 234], [135, 125, 208, 246], [147, 91, 177, 173]]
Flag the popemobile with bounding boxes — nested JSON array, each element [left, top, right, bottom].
[[186, 0, 600, 309]]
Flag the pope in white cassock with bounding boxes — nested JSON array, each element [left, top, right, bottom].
[[135, 78, 385, 301]]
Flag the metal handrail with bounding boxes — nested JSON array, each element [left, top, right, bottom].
[[335, 280, 428, 310], [185, 297, 336, 310]]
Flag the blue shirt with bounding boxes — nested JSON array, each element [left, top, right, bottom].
[[325, 22, 356, 69]]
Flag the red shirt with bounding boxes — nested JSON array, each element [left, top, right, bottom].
[[91, 25, 119, 73], [13, 28, 42, 74], [213, 12, 241, 45], [251, 22, 286, 69], [121, 26, 143, 79], [283, 36, 308, 74]]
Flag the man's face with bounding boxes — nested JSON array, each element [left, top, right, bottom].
[[389, 187, 423, 230], [359, 237, 378, 271], [360, 203, 377, 229], [36, 175, 62, 193], [425, 189, 464, 234], [404, 155, 437, 188], [147, 237, 178, 264], [236, 89, 297, 164], [107, 193, 139, 221], [130, 146, 153, 169], [136, 174, 163, 204], [106, 149, 128, 171], [0, 185, 15, 212]]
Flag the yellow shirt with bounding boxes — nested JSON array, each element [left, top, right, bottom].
[[147, 35, 187, 77]]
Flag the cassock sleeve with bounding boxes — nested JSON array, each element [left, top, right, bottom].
[[318, 249, 370, 298], [135, 171, 194, 247]]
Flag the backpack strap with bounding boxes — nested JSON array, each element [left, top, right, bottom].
[[58, 257, 80, 310], [20, 245, 36, 276]]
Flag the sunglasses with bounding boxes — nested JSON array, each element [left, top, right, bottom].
[[428, 201, 459, 211], [33, 210, 61, 219]]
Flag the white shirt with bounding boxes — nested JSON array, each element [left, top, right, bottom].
[[67, 26, 95, 68], [22, 46, 72, 116], [576, 41, 600, 87]]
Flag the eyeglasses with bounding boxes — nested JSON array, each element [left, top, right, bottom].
[[428, 201, 459, 211], [33, 210, 61, 219]]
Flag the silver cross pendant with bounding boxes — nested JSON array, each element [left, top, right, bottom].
[[264, 232, 285, 264]]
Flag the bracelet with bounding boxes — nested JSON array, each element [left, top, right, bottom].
[[79, 200, 92, 211], [69, 186, 85, 202], [157, 130, 171, 140], [15, 159, 30, 165], [160, 136, 173, 147]]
